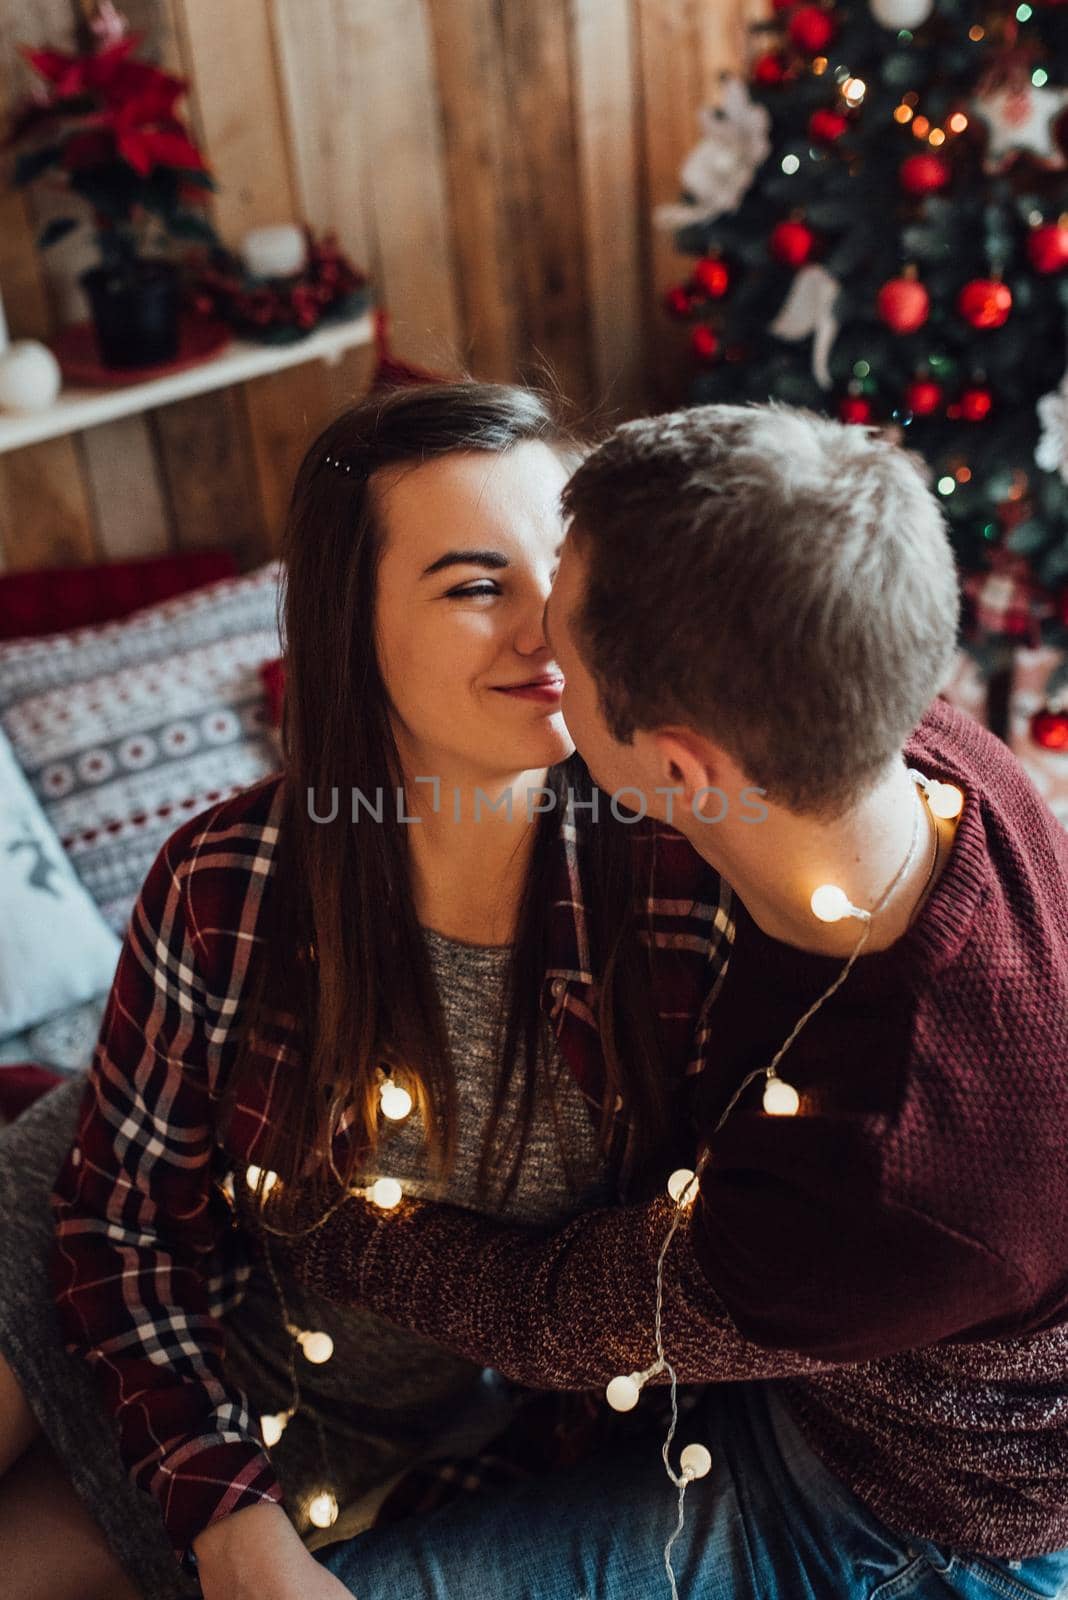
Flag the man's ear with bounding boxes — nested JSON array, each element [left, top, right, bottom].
[[649, 729, 719, 809]]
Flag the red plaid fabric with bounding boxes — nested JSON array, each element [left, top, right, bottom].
[[49, 773, 729, 1561]]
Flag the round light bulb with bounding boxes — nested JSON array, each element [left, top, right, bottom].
[[299, 1330, 335, 1365], [763, 1078, 800, 1117], [606, 1373, 642, 1412], [667, 1167, 699, 1206], [308, 1491, 339, 1529], [927, 781, 963, 819], [246, 1165, 279, 1196], [680, 1442, 713, 1480], [370, 1176, 403, 1209], [379, 1081, 413, 1120], [810, 883, 851, 923], [260, 1412, 288, 1447]]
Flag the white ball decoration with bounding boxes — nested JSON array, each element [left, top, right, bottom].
[[763, 1077, 800, 1117], [379, 1081, 413, 1120], [680, 1442, 713, 1480], [869, 0, 934, 29], [370, 1176, 403, 1209], [246, 1165, 279, 1197], [307, 1490, 339, 1529], [927, 781, 963, 820], [606, 1373, 642, 1412], [0, 340, 61, 413], [260, 1412, 288, 1447], [667, 1167, 699, 1206], [299, 1330, 335, 1365], [810, 883, 852, 923]]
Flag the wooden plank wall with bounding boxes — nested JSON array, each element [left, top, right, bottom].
[[0, 0, 765, 575]]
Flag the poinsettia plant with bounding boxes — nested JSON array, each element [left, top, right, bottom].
[[5, 4, 219, 270]]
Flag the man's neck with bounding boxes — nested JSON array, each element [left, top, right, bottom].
[[688, 761, 944, 958]]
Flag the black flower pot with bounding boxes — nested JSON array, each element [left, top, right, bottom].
[[80, 259, 181, 369]]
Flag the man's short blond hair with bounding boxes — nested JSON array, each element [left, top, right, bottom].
[[561, 400, 960, 817]]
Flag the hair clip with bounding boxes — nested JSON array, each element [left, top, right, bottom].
[[323, 452, 361, 479]]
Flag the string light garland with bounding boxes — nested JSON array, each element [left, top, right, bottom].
[[235, 774, 962, 1586], [597, 765, 960, 1599], [240, 1065, 421, 1531]]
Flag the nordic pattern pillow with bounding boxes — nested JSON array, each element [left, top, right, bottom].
[[0, 561, 283, 934], [0, 728, 121, 1035]]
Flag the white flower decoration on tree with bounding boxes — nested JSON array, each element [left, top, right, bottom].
[[654, 75, 772, 231], [972, 81, 1068, 173], [1036, 363, 1068, 485], [770, 264, 843, 389]]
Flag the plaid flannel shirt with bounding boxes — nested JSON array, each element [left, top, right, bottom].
[[50, 773, 732, 1562]]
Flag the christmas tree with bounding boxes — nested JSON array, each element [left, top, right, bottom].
[[659, 0, 1068, 743]]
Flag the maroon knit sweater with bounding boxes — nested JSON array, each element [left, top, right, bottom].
[[287, 701, 1068, 1558]]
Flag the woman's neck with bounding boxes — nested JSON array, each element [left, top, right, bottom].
[[403, 765, 548, 946]]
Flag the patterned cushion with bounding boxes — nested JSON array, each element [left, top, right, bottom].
[[0, 728, 121, 1034], [0, 563, 283, 934]]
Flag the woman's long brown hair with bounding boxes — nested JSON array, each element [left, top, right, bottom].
[[223, 382, 682, 1228]]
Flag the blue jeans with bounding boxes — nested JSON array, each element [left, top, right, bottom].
[[318, 1378, 1068, 1599]]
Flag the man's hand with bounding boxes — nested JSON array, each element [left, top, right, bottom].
[[194, 1501, 355, 1600]]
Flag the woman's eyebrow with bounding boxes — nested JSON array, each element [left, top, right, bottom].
[[420, 549, 509, 578]]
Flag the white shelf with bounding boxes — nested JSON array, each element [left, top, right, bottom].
[[0, 309, 375, 454]]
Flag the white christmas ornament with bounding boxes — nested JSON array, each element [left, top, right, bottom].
[[869, 0, 934, 28], [0, 340, 62, 412], [680, 1442, 713, 1480], [972, 83, 1068, 174], [1036, 363, 1068, 484], [654, 75, 772, 231], [770, 264, 842, 390]]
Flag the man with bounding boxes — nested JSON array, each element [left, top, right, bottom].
[[299, 402, 1068, 1598]]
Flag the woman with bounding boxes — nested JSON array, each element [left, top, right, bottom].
[[0, 383, 723, 1600]]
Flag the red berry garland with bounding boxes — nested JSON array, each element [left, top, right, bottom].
[[663, 285, 696, 319], [838, 394, 873, 423], [692, 256, 731, 297], [809, 108, 849, 143], [1027, 221, 1068, 274], [876, 276, 931, 333], [900, 153, 951, 195], [770, 219, 816, 266], [691, 325, 720, 362], [752, 52, 788, 85], [789, 5, 836, 52], [959, 385, 993, 421], [957, 279, 1012, 329], [904, 378, 943, 415], [1030, 709, 1068, 751]]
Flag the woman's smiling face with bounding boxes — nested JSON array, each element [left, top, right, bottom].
[[373, 442, 574, 789]]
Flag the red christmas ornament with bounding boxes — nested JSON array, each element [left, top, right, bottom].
[[770, 219, 816, 267], [1027, 220, 1068, 274], [959, 385, 993, 420], [957, 279, 1012, 329], [691, 325, 720, 362], [838, 394, 873, 423], [809, 108, 849, 143], [752, 52, 788, 85], [900, 153, 951, 195], [876, 276, 931, 334], [664, 285, 696, 319], [904, 378, 943, 416], [692, 256, 731, 298], [789, 5, 836, 52], [1030, 708, 1068, 750]]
